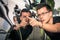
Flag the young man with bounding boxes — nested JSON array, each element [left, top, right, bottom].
[[27, 3, 60, 40], [9, 9, 33, 40]]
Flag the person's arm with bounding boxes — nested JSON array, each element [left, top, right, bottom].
[[40, 23, 60, 32], [14, 18, 28, 30], [27, 16, 60, 32]]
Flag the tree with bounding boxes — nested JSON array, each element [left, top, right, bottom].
[[57, 7, 60, 12], [40, 0, 55, 10]]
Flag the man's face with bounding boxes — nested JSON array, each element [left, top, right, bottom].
[[20, 12, 31, 23], [37, 7, 52, 23]]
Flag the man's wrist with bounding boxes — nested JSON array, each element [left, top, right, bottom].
[[38, 22, 43, 28]]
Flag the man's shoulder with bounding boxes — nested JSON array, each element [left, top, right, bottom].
[[53, 16, 60, 24]]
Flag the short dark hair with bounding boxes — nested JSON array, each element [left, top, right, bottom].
[[20, 9, 31, 16], [36, 3, 52, 11]]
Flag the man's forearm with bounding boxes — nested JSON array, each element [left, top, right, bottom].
[[39, 23, 58, 32]]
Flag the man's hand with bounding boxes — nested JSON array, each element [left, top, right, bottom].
[[27, 17, 42, 27], [14, 23, 20, 30], [20, 18, 28, 27], [14, 18, 28, 30]]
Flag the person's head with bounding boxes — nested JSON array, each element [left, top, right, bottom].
[[36, 3, 53, 23], [20, 9, 31, 22]]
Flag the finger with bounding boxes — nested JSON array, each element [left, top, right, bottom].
[[29, 21, 33, 24], [26, 16, 32, 20], [30, 23, 35, 27], [14, 27, 18, 30]]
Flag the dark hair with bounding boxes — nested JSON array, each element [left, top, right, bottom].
[[20, 9, 31, 16], [36, 3, 52, 11]]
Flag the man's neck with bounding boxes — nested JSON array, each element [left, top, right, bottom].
[[48, 17, 53, 24]]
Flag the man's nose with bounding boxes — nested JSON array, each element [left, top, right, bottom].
[[40, 15, 43, 19]]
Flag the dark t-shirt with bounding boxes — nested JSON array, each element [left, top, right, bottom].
[[20, 25, 33, 40], [9, 25, 33, 40], [45, 16, 60, 40]]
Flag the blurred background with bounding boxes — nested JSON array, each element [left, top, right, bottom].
[[2, 0, 60, 24], [1, 0, 60, 23], [0, 0, 60, 40]]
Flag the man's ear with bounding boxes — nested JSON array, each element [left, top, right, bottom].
[[49, 11, 53, 17]]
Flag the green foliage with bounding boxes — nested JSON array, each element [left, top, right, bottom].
[[46, 0, 55, 10], [57, 7, 60, 11]]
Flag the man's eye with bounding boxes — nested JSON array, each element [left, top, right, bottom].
[[23, 16, 26, 18], [29, 16, 32, 18], [38, 14, 40, 16]]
